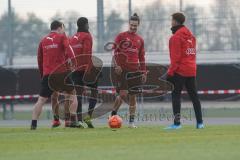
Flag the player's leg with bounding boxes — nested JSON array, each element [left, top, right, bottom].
[[83, 83, 98, 128], [88, 86, 98, 117], [65, 90, 83, 128], [111, 91, 129, 116], [76, 96, 83, 122], [111, 71, 128, 116], [31, 96, 48, 130], [63, 94, 71, 127], [72, 71, 85, 122], [51, 92, 59, 116], [165, 74, 185, 129], [111, 94, 123, 116], [126, 71, 143, 128], [61, 71, 83, 128], [185, 77, 204, 129], [31, 75, 53, 130], [51, 92, 61, 128], [128, 94, 137, 128]]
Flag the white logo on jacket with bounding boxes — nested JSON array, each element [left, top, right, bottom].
[[46, 37, 54, 42], [44, 44, 58, 49], [73, 36, 79, 40], [187, 39, 193, 44], [186, 48, 196, 55]]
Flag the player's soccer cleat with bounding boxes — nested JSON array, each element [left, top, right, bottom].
[[51, 120, 61, 128], [30, 125, 36, 130], [83, 116, 94, 128], [164, 124, 182, 130], [196, 123, 204, 129], [128, 122, 137, 128], [69, 121, 84, 128]]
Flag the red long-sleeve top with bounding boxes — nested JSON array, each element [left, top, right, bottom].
[[37, 32, 75, 77], [69, 32, 93, 72], [168, 26, 197, 77], [114, 31, 146, 72]]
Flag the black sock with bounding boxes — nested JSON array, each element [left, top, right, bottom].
[[129, 115, 135, 123], [174, 113, 181, 125], [53, 115, 59, 121], [31, 120, 37, 128], [77, 112, 82, 122], [88, 98, 97, 117], [65, 113, 70, 121], [111, 110, 117, 116], [77, 96, 82, 122]]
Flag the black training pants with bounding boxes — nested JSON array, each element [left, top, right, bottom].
[[168, 73, 203, 125]]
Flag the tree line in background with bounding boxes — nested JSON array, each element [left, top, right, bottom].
[[0, 0, 240, 56]]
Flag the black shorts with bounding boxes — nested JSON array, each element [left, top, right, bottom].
[[115, 71, 143, 95], [72, 71, 100, 90], [40, 73, 74, 98], [39, 76, 53, 98]]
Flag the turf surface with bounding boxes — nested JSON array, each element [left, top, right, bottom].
[[0, 125, 239, 160]]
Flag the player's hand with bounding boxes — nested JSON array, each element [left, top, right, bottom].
[[166, 74, 174, 82], [115, 66, 122, 75], [67, 59, 76, 71], [142, 73, 147, 83]]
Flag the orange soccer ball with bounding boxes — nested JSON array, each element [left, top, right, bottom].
[[108, 115, 123, 128]]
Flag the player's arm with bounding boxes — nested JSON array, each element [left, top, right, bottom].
[[37, 41, 43, 78], [113, 34, 122, 66], [167, 36, 182, 77], [139, 39, 146, 73], [62, 33, 76, 68], [139, 39, 147, 83], [113, 34, 123, 75], [83, 35, 93, 73]]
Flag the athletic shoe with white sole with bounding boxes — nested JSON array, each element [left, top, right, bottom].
[[164, 124, 182, 130], [196, 123, 204, 129], [83, 116, 94, 128], [128, 123, 137, 128]]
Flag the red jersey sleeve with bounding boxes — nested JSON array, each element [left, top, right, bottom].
[[62, 33, 75, 60], [139, 39, 146, 73], [83, 34, 92, 55], [113, 34, 122, 67], [167, 35, 182, 76], [83, 34, 93, 72], [37, 41, 43, 78]]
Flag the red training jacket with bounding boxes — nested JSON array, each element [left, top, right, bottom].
[[37, 32, 75, 77], [167, 26, 197, 77], [114, 31, 146, 72], [69, 32, 93, 72]]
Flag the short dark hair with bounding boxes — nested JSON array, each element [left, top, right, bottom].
[[129, 13, 140, 24], [77, 17, 88, 28], [50, 20, 63, 30], [172, 12, 185, 25]]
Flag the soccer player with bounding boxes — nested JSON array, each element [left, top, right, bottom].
[[31, 20, 80, 130], [110, 13, 147, 128], [70, 17, 98, 128], [165, 12, 204, 130]]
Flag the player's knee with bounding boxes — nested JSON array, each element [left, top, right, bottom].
[[119, 91, 127, 99], [129, 105, 136, 112], [38, 96, 48, 104], [116, 96, 123, 103], [73, 97, 78, 106]]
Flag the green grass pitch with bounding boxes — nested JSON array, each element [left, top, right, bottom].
[[0, 125, 239, 160]]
